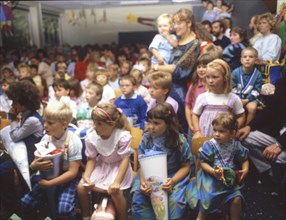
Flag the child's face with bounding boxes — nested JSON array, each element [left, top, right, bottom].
[[130, 72, 141, 85], [197, 64, 207, 79], [230, 32, 242, 45], [213, 124, 235, 144], [44, 118, 67, 139], [19, 68, 30, 79], [149, 84, 168, 101], [86, 88, 100, 107], [2, 69, 13, 78], [57, 66, 67, 74], [139, 61, 150, 73], [31, 68, 38, 77], [54, 86, 70, 100], [96, 74, 108, 86], [148, 118, 167, 137], [93, 120, 115, 139], [120, 79, 134, 97], [86, 70, 95, 80], [108, 68, 117, 79], [240, 50, 256, 70], [157, 17, 172, 35], [206, 68, 225, 93], [221, 5, 228, 12], [1, 83, 9, 93], [120, 64, 130, 76]]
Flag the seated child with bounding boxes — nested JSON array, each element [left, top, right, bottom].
[[21, 101, 82, 220], [186, 113, 249, 220], [115, 75, 147, 129], [51, 79, 78, 119], [0, 77, 15, 112], [18, 63, 32, 81], [149, 13, 178, 65], [119, 60, 131, 77], [138, 57, 152, 88], [80, 63, 97, 92], [77, 82, 103, 129], [68, 78, 85, 106], [148, 71, 178, 113], [77, 103, 133, 220], [54, 61, 70, 80], [94, 68, 116, 104], [232, 47, 263, 124], [30, 64, 47, 100], [107, 63, 120, 89], [130, 68, 152, 104], [131, 103, 191, 219]]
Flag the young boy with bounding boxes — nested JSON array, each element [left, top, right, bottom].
[[149, 13, 178, 65], [115, 75, 147, 129], [18, 64, 32, 80], [232, 47, 263, 124], [148, 71, 178, 113], [138, 57, 152, 88], [107, 63, 120, 89], [94, 68, 115, 104], [21, 101, 82, 220], [77, 82, 103, 129], [51, 79, 78, 119]]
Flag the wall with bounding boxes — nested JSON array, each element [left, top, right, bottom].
[[60, 4, 193, 45]]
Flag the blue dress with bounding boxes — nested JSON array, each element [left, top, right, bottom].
[[131, 133, 192, 219], [185, 138, 248, 214]]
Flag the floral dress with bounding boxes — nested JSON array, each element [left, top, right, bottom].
[[131, 133, 192, 219], [185, 138, 248, 214]]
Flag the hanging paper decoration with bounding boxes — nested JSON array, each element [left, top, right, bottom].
[[0, 1, 17, 37], [68, 10, 79, 26], [91, 8, 96, 24], [127, 13, 155, 27], [99, 9, 107, 23]]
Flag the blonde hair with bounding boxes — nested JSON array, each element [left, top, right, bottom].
[[201, 43, 223, 59], [148, 71, 172, 90], [87, 63, 98, 72], [107, 63, 119, 72], [18, 64, 31, 74], [157, 13, 173, 26], [44, 101, 73, 124], [94, 68, 110, 80], [91, 103, 131, 131], [258, 12, 276, 32], [212, 112, 238, 132], [173, 8, 195, 31], [206, 59, 232, 94], [241, 47, 258, 58], [86, 82, 103, 98]]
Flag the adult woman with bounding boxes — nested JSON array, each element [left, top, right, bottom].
[[253, 12, 282, 63], [152, 8, 200, 133]]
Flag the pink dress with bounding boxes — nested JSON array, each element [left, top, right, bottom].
[[85, 128, 133, 190]]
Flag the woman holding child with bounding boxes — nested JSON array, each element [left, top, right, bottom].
[[152, 8, 200, 133]]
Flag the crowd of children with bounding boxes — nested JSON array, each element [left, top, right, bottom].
[[0, 3, 285, 220]]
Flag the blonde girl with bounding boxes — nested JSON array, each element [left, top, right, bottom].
[[77, 103, 132, 220], [192, 59, 245, 138]]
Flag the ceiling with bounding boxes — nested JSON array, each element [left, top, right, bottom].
[[36, 0, 202, 10]]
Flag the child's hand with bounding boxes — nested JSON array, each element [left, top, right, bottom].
[[157, 56, 164, 65], [162, 178, 174, 193], [192, 131, 202, 139], [108, 181, 120, 194], [82, 174, 93, 188], [237, 169, 248, 183], [140, 182, 152, 196], [39, 179, 52, 188], [31, 157, 53, 171], [161, 30, 170, 38]]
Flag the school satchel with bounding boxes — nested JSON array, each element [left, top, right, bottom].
[[257, 60, 283, 85]]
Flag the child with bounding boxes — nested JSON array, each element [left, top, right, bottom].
[[76, 82, 103, 129], [68, 78, 85, 106], [0, 77, 15, 112], [21, 101, 82, 220], [148, 71, 178, 113], [232, 47, 263, 125], [192, 59, 245, 138], [51, 79, 78, 119], [119, 60, 131, 77], [222, 27, 249, 70], [202, 1, 217, 23], [115, 75, 147, 129], [107, 63, 120, 89], [80, 63, 97, 92], [130, 68, 152, 104], [18, 63, 32, 80], [30, 64, 47, 100], [186, 113, 249, 220], [94, 68, 116, 104], [55, 61, 70, 80], [7, 80, 44, 164], [216, 2, 232, 20], [77, 103, 133, 220], [149, 13, 178, 65], [138, 57, 152, 88], [131, 103, 192, 219], [185, 54, 213, 139]]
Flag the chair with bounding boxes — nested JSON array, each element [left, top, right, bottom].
[[0, 111, 8, 119], [0, 118, 11, 130], [191, 136, 212, 175], [130, 127, 143, 176], [114, 88, 122, 99]]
